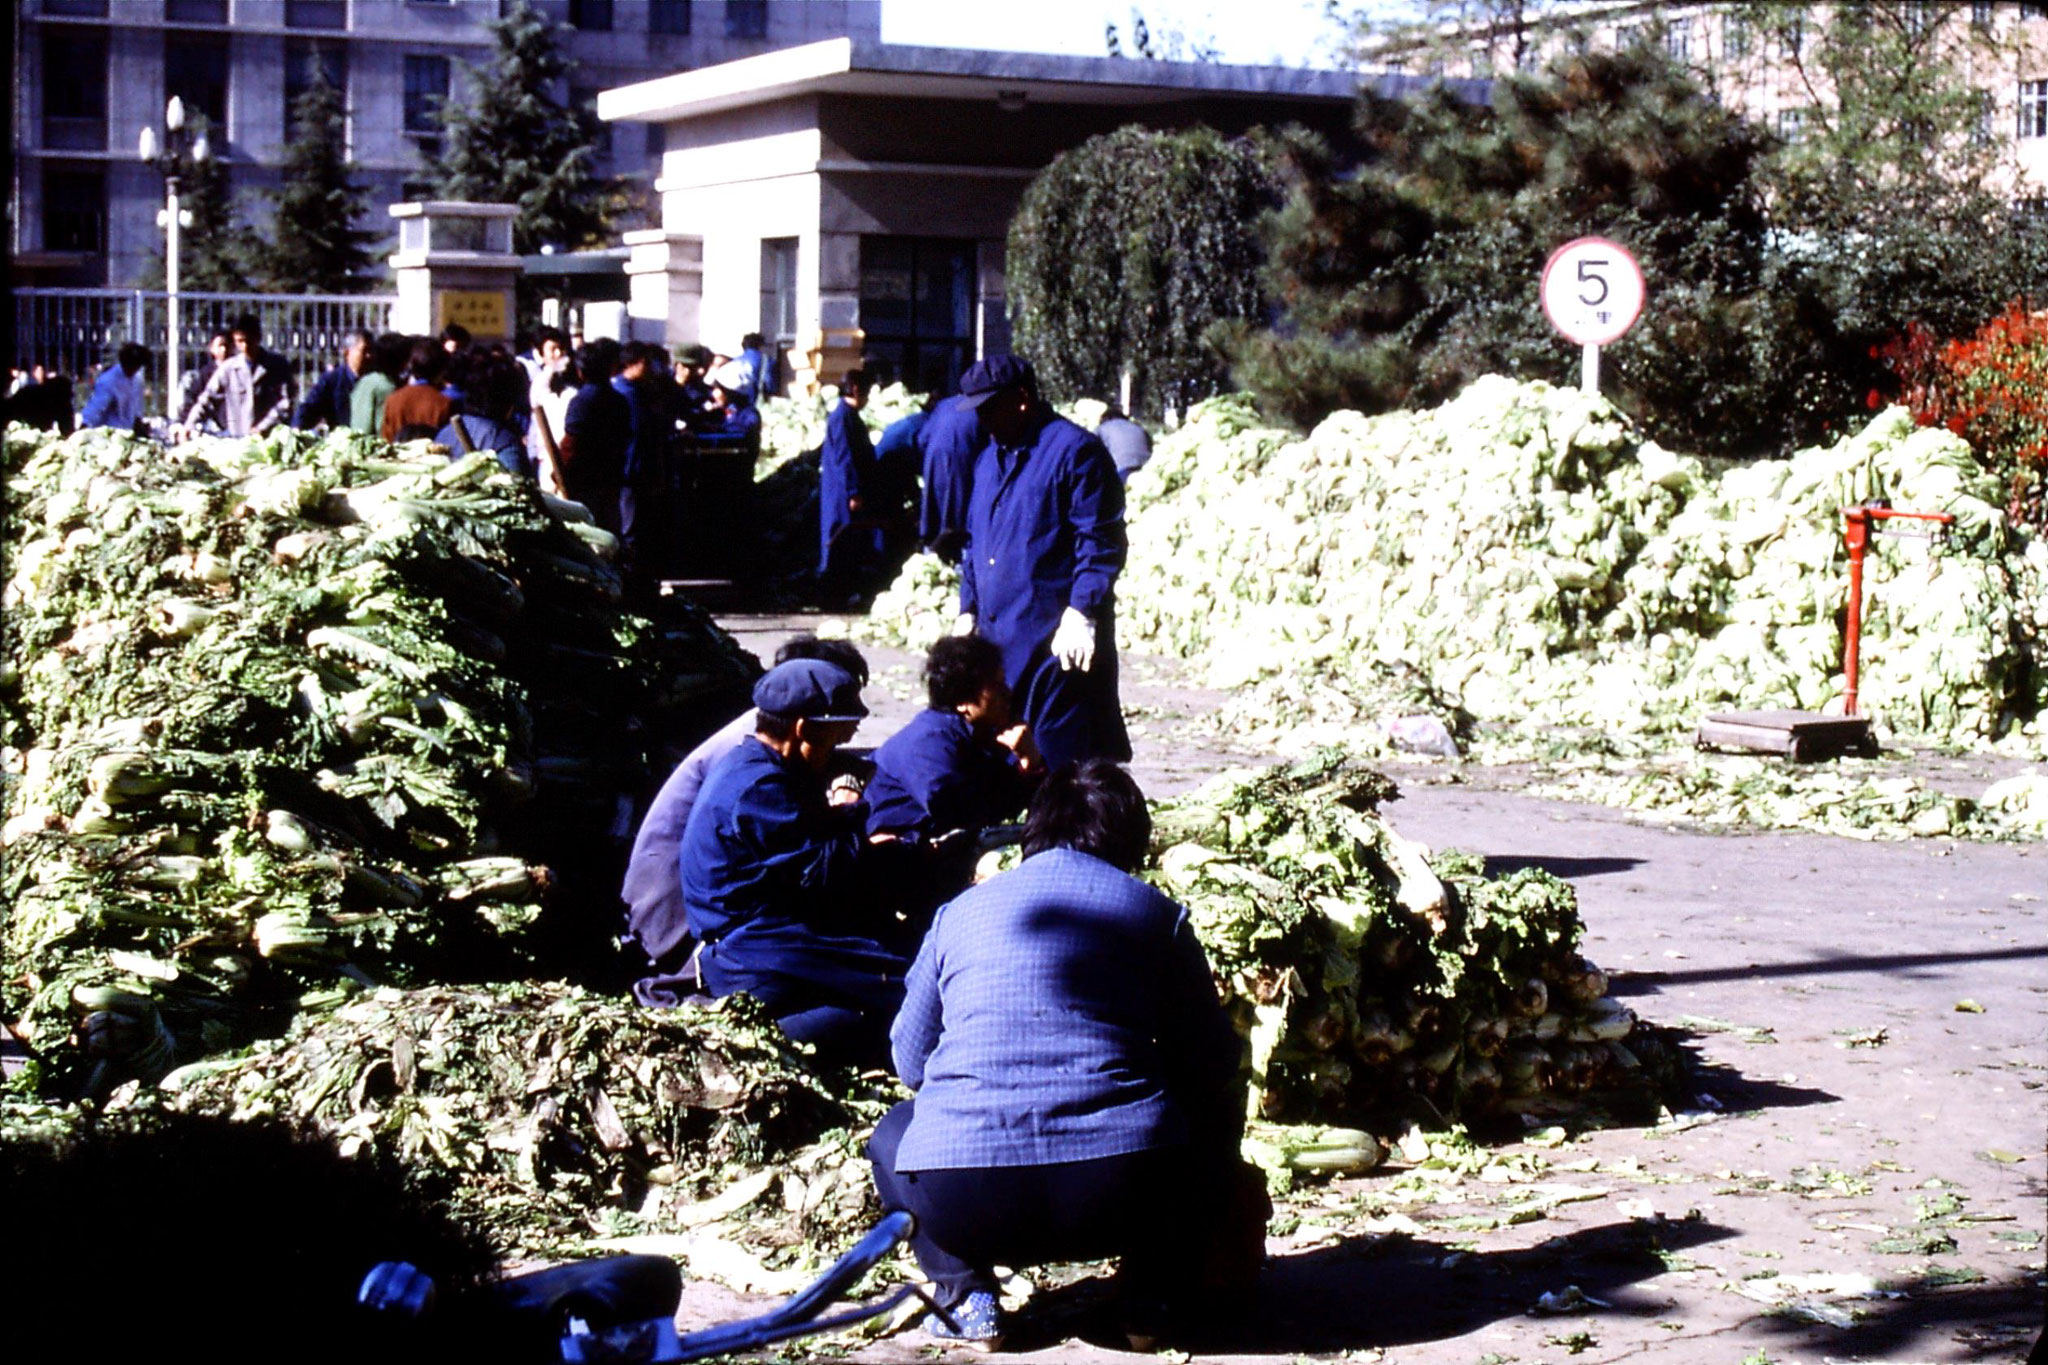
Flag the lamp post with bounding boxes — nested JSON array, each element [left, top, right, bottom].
[[138, 97, 209, 411]]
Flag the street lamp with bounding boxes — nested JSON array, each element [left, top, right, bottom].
[[139, 96, 210, 410]]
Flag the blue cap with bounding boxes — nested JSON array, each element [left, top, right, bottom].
[[957, 355, 1035, 408], [752, 659, 868, 723]]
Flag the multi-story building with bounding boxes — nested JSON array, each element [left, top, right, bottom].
[[1361, 1, 2048, 208], [11, 0, 881, 288]]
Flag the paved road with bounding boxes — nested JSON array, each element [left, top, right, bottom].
[[695, 618, 2046, 1363]]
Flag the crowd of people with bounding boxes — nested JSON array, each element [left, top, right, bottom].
[[619, 355, 1237, 1350]]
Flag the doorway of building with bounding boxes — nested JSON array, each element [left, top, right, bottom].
[[859, 236, 974, 396]]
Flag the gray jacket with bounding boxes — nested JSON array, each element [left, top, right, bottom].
[[183, 348, 294, 436]]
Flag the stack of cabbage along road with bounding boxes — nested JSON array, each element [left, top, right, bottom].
[[856, 378, 2047, 836], [748, 382, 928, 586], [1148, 752, 1668, 1190], [0, 423, 756, 1100]]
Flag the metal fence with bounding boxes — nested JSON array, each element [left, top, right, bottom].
[[15, 289, 396, 417]]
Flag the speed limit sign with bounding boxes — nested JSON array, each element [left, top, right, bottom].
[[1541, 237, 1643, 393], [1541, 237, 1643, 345]]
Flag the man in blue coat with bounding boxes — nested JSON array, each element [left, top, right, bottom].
[[955, 356, 1131, 771], [680, 658, 908, 1064], [819, 369, 882, 598], [917, 393, 981, 562]]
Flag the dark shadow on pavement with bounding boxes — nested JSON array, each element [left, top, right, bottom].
[[1004, 1217, 1738, 1356], [1609, 943, 2048, 994], [1744, 1273, 2048, 1362], [1481, 854, 1647, 879]]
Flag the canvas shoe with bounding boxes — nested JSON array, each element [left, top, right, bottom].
[[923, 1288, 1004, 1350]]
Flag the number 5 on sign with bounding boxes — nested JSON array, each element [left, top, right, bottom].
[[1540, 237, 1644, 395]]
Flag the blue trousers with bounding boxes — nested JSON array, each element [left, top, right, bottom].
[[700, 919, 908, 1066]]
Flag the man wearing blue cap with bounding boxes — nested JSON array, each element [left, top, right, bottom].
[[677, 658, 907, 1061], [953, 355, 1132, 771]]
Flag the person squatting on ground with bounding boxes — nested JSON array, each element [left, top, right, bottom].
[[954, 355, 1132, 771], [868, 760, 1256, 1350], [676, 659, 908, 1066], [623, 636, 871, 1006], [863, 635, 1042, 917]]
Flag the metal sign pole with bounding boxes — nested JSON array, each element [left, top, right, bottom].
[[1581, 342, 1599, 395]]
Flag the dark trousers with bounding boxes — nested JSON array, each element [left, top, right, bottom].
[[1013, 635, 1132, 772], [866, 1100, 1204, 1303], [700, 921, 907, 1069]]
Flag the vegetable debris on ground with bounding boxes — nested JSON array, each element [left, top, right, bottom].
[[163, 983, 890, 1264], [1, 423, 756, 1094]]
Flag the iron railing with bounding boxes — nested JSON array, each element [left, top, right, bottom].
[[15, 289, 397, 417]]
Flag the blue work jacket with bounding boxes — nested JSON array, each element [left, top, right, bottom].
[[611, 373, 654, 485], [679, 735, 868, 948], [863, 709, 1029, 842], [889, 848, 1243, 1171], [917, 397, 981, 553], [293, 362, 356, 430], [623, 708, 756, 971], [819, 399, 878, 573], [957, 409, 1126, 687]]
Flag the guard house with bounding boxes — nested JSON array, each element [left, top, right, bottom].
[[599, 40, 1479, 394]]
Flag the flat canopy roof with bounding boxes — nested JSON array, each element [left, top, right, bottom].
[[599, 38, 1484, 124]]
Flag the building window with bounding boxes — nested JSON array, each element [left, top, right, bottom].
[[404, 54, 450, 134], [1971, 90, 1995, 146], [1470, 45, 1493, 79], [1665, 17, 1690, 62], [286, 0, 349, 28], [2023, 3, 2048, 21], [166, 0, 229, 21], [166, 33, 231, 136], [1724, 12, 1750, 60], [1613, 22, 1648, 51], [726, 0, 767, 40], [41, 0, 109, 15], [285, 39, 348, 139], [569, 0, 613, 29], [1779, 12, 1804, 58], [43, 165, 107, 254], [860, 236, 975, 397], [760, 237, 799, 353], [1778, 106, 1808, 142], [650, 0, 691, 35], [2020, 80, 2048, 138], [41, 31, 107, 150]]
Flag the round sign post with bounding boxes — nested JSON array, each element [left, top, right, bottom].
[[1540, 237, 1645, 395]]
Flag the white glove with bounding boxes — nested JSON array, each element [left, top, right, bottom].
[[952, 612, 977, 637], [1052, 607, 1095, 673]]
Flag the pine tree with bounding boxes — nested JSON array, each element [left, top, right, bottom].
[[1008, 126, 1276, 418], [431, 0, 614, 257], [1224, 46, 1786, 454], [250, 67, 377, 293]]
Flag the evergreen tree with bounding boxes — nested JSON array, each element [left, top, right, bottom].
[[250, 67, 377, 293], [1008, 125, 1276, 419], [1227, 47, 1784, 454], [431, 0, 614, 257], [141, 114, 259, 292]]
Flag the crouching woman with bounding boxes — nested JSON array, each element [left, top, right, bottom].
[[867, 759, 1259, 1350]]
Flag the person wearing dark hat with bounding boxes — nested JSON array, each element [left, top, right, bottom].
[[953, 354, 1132, 771], [677, 658, 908, 1061], [623, 636, 871, 1008]]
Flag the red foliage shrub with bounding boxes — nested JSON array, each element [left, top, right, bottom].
[[1878, 303, 2048, 528]]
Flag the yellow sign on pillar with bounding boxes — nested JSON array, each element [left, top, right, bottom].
[[437, 290, 509, 339]]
